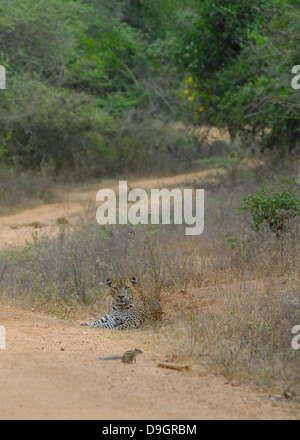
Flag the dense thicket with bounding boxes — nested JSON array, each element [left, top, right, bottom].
[[0, 0, 299, 178], [177, 0, 300, 151]]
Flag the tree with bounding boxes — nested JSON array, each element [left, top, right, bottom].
[[177, 0, 300, 151], [0, 0, 86, 83]]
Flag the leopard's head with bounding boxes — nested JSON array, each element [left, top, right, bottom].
[[105, 277, 139, 308]]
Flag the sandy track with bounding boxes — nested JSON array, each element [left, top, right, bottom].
[[0, 305, 296, 420], [0, 171, 298, 419], [0, 170, 222, 250]]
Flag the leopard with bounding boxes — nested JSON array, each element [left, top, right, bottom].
[[80, 277, 162, 330]]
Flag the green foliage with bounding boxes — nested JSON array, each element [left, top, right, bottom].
[[0, 76, 116, 176], [238, 186, 300, 236], [121, 0, 184, 38], [65, 0, 185, 116], [0, 0, 86, 80], [0, 0, 189, 176], [178, 0, 274, 79], [177, 0, 300, 151], [211, 2, 300, 150], [224, 232, 239, 250], [195, 157, 239, 169], [0, 0, 299, 177]]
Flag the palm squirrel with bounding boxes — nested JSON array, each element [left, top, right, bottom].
[[97, 348, 143, 364]]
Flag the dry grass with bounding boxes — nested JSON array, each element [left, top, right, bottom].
[[0, 156, 299, 398], [0, 169, 53, 215]]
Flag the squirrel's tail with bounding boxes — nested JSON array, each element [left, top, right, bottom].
[[97, 355, 122, 361]]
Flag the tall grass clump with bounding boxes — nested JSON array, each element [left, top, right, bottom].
[[0, 222, 201, 314], [0, 168, 53, 215]]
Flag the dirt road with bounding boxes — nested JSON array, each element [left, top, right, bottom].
[[0, 170, 223, 250], [0, 304, 296, 420], [0, 172, 298, 419]]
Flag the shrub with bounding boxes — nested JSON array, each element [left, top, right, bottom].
[[0, 77, 117, 177], [238, 186, 300, 237]]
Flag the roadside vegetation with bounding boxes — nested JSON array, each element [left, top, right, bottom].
[[0, 156, 299, 399], [0, 0, 300, 401], [0, 1, 299, 186]]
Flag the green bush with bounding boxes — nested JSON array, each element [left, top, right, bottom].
[[0, 77, 116, 177], [0, 0, 85, 78], [238, 186, 300, 237]]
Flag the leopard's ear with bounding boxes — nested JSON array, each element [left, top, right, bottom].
[[105, 278, 112, 286], [130, 276, 137, 285]]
